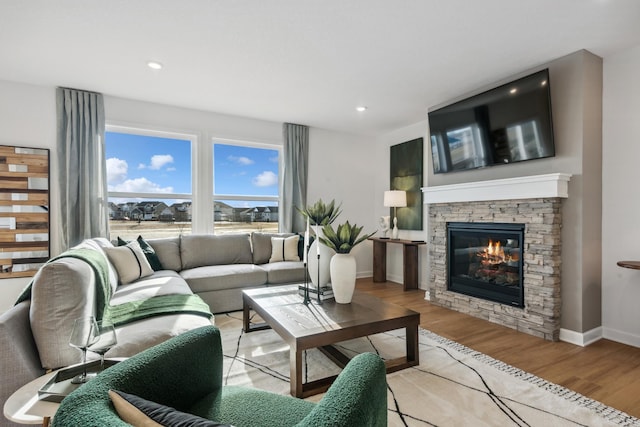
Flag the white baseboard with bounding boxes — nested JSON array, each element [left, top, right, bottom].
[[602, 327, 640, 348], [559, 326, 603, 346]]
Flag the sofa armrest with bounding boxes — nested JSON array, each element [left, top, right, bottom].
[[0, 301, 45, 426]]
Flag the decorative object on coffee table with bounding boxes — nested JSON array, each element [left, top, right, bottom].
[[297, 199, 341, 294], [384, 190, 406, 239], [320, 221, 375, 303]]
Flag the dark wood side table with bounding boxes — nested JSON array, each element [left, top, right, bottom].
[[368, 237, 426, 290]]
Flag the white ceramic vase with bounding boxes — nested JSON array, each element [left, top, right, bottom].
[[308, 227, 335, 288], [330, 253, 357, 304]]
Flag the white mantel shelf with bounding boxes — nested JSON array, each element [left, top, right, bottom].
[[421, 173, 572, 204]]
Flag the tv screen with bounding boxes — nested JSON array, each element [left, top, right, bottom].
[[428, 69, 555, 174]]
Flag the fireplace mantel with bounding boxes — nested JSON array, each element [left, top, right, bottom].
[[421, 173, 572, 204]]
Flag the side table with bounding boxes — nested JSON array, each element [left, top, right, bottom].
[[3, 371, 58, 426], [368, 237, 426, 290]]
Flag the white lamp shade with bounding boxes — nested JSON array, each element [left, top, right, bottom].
[[384, 190, 407, 208]]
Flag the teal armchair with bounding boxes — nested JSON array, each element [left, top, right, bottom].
[[52, 325, 388, 426]]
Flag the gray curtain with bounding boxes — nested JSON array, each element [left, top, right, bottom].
[[56, 87, 108, 250], [281, 123, 309, 233]]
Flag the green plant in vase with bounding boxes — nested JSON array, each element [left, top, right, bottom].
[[319, 221, 375, 254], [297, 199, 342, 289], [320, 221, 375, 303], [296, 198, 342, 226]]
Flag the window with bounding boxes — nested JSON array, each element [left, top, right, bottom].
[[105, 128, 193, 240], [213, 142, 280, 235], [105, 128, 281, 240]]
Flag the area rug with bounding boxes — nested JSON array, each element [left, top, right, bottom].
[[216, 312, 639, 427]]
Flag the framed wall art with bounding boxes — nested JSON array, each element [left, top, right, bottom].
[[0, 145, 50, 278], [390, 138, 423, 230]]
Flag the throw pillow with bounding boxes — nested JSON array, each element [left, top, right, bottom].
[[269, 235, 300, 263], [109, 390, 232, 427], [117, 236, 164, 271], [104, 241, 154, 285]]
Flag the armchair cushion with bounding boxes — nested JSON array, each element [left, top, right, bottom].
[[109, 389, 231, 427]]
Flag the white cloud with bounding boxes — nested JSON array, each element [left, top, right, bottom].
[[166, 167, 176, 172], [228, 155, 254, 165], [252, 171, 278, 187], [109, 177, 174, 193], [106, 157, 128, 184], [269, 156, 279, 163], [137, 163, 146, 170], [149, 154, 174, 170]]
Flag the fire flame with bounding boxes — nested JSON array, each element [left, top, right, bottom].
[[481, 240, 506, 265]]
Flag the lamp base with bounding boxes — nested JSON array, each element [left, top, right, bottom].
[[392, 217, 399, 239]]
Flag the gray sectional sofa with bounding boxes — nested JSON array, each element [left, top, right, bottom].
[[0, 231, 305, 426]]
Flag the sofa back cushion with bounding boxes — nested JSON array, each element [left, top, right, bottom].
[[180, 234, 252, 270], [251, 232, 295, 264], [146, 237, 182, 272]]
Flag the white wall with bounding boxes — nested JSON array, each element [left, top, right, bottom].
[[602, 43, 640, 347], [307, 127, 378, 276], [375, 121, 431, 287], [0, 80, 57, 313]]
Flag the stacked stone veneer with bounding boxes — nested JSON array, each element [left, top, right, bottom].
[[428, 198, 562, 341]]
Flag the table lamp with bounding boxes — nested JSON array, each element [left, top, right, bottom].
[[384, 190, 406, 239]]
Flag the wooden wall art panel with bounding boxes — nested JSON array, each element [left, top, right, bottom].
[[0, 145, 49, 278]]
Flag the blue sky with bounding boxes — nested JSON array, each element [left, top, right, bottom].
[[105, 132, 279, 204]]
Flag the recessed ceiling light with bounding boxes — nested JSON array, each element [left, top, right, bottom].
[[509, 88, 518, 94], [541, 80, 548, 86], [147, 61, 163, 70], [356, 106, 367, 112]]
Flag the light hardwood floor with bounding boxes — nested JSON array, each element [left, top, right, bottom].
[[356, 278, 640, 419]]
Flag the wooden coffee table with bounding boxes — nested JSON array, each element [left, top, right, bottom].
[[242, 285, 420, 398]]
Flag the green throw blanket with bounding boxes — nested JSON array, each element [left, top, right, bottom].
[[16, 248, 212, 326]]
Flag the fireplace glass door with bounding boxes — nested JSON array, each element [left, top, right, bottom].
[[447, 222, 525, 307]]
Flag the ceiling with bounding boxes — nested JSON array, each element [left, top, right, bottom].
[[1, 0, 639, 136]]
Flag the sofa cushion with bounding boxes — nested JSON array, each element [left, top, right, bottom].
[[110, 270, 194, 305], [118, 236, 164, 271], [146, 237, 182, 272], [269, 235, 300, 263], [181, 234, 252, 270], [104, 241, 154, 285], [108, 314, 213, 359], [251, 232, 294, 264], [259, 262, 306, 284], [180, 264, 267, 293]]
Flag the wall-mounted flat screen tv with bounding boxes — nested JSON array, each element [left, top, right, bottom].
[[428, 69, 555, 174]]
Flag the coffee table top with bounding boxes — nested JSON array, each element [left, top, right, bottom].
[[243, 285, 420, 347]]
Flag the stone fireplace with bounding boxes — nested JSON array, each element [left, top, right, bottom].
[[422, 173, 570, 341]]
